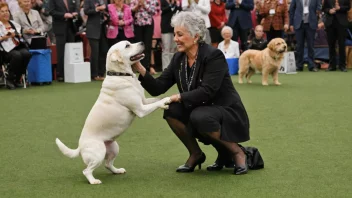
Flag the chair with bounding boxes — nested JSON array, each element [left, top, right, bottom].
[[0, 48, 27, 89]]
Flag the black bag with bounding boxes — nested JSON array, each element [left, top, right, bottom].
[[239, 145, 264, 170], [30, 36, 47, 49]]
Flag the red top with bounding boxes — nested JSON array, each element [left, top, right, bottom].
[[209, 1, 227, 29]]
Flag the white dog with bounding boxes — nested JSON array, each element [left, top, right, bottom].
[[55, 41, 171, 184]]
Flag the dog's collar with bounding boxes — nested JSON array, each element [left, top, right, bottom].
[[107, 71, 133, 77]]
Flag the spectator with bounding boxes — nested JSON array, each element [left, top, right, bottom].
[[182, 0, 211, 44], [150, 0, 161, 75], [106, 0, 134, 47], [0, 2, 31, 90], [84, 0, 109, 81], [226, 0, 254, 52], [160, 0, 181, 70], [248, 24, 267, 50], [49, 0, 80, 82], [217, 26, 240, 58], [131, 0, 158, 73], [32, 0, 55, 44], [14, 0, 44, 44], [259, 0, 289, 43], [323, 0, 350, 72], [289, 0, 321, 72], [209, 0, 227, 48]]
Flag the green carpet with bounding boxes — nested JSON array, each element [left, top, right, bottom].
[[1, 71, 352, 198]]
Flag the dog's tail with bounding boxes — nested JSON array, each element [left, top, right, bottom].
[[55, 138, 80, 158]]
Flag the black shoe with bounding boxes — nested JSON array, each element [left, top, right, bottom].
[[340, 68, 347, 72], [234, 154, 248, 175], [5, 79, 16, 90], [296, 68, 303, 71], [309, 68, 318, 72], [326, 67, 336, 71], [176, 152, 206, 173], [207, 159, 235, 171], [57, 77, 64, 82]]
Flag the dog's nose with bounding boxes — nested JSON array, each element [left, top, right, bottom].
[[140, 42, 144, 46]]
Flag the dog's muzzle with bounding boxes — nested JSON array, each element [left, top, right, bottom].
[[130, 53, 145, 61]]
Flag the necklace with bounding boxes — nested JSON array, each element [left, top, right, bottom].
[[184, 51, 198, 91]]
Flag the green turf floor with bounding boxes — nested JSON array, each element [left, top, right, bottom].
[[1, 71, 352, 198]]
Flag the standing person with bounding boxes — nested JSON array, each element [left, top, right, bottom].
[[49, 0, 79, 82], [106, 0, 134, 47], [133, 12, 250, 175], [84, 0, 109, 81], [226, 0, 254, 52], [209, 0, 227, 48], [259, 0, 289, 43], [130, 0, 158, 73], [160, 0, 181, 70], [289, 0, 321, 72], [323, 0, 350, 72]]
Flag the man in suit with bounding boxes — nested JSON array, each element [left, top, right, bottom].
[[323, 0, 351, 72], [49, 0, 80, 82], [289, 0, 322, 72], [226, 0, 254, 52], [84, 0, 109, 81]]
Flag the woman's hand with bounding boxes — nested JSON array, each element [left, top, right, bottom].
[[132, 62, 147, 76], [170, 94, 181, 103]]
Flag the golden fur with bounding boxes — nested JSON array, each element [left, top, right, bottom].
[[238, 38, 287, 86]]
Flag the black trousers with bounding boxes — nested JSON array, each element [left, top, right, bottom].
[[6, 45, 31, 80], [55, 23, 75, 78], [231, 20, 250, 51], [326, 22, 347, 68], [107, 29, 133, 48], [265, 26, 283, 43], [134, 23, 154, 69], [88, 27, 109, 78]]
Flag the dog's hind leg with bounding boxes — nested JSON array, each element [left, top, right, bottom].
[[81, 142, 106, 184], [246, 67, 255, 84], [238, 58, 249, 84], [105, 141, 126, 174]]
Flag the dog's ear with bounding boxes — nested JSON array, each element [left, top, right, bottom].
[[267, 40, 276, 51], [110, 50, 123, 62]]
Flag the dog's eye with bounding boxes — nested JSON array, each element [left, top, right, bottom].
[[125, 44, 130, 48]]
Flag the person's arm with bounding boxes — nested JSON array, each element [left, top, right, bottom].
[[322, 0, 330, 14], [240, 0, 254, 11], [196, 0, 211, 15], [336, 0, 351, 13], [136, 56, 177, 96], [283, 0, 289, 29], [226, 0, 237, 10], [35, 10, 45, 33], [180, 49, 229, 109], [289, 0, 296, 27], [161, 0, 172, 12], [84, 0, 99, 15], [124, 6, 134, 26], [233, 42, 240, 58]]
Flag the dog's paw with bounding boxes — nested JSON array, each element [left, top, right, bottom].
[[160, 104, 169, 110], [89, 179, 102, 185], [238, 81, 243, 84], [161, 97, 171, 105], [114, 168, 126, 174], [274, 82, 281, 86], [247, 80, 252, 84], [262, 83, 269, 86]]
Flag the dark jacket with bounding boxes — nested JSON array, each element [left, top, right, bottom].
[[48, 0, 80, 36], [139, 43, 250, 143], [323, 0, 351, 27], [84, 0, 109, 39], [249, 38, 267, 50], [226, 0, 254, 30], [160, 0, 182, 34]]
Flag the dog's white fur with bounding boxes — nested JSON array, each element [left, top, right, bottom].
[[55, 41, 171, 184]]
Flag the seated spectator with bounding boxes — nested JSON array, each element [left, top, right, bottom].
[[0, 2, 31, 90], [13, 0, 44, 44], [248, 25, 267, 50], [32, 0, 55, 44], [217, 26, 240, 58]]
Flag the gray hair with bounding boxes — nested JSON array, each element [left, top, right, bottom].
[[171, 11, 207, 43], [221, 26, 233, 37]]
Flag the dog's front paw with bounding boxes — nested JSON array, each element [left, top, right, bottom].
[[274, 82, 281, 86], [115, 168, 126, 174], [262, 82, 269, 86], [161, 97, 171, 105], [160, 104, 169, 110]]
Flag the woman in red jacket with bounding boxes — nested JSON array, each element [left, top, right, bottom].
[[208, 0, 227, 48]]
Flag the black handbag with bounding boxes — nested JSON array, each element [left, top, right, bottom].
[[239, 145, 265, 170]]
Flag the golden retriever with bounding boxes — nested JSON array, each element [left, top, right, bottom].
[[238, 38, 287, 86]]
